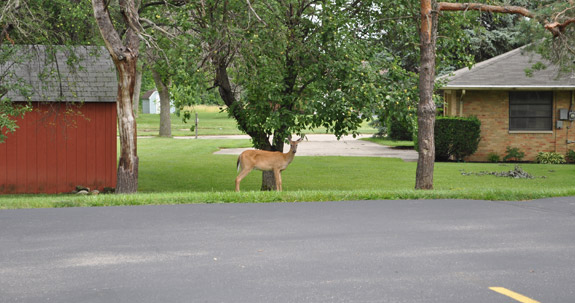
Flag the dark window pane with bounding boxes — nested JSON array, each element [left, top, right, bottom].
[[509, 91, 552, 131]]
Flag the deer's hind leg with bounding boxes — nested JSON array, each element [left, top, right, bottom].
[[235, 166, 253, 192]]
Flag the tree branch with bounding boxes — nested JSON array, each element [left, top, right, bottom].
[[246, 0, 267, 25], [139, 1, 166, 13], [545, 19, 575, 37], [438, 2, 534, 18], [92, 0, 126, 60], [438, 2, 575, 38]]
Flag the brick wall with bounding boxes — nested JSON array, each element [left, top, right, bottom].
[[446, 90, 575, 162]]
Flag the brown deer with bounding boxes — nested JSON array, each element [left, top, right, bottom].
[[235, 135, 304, 192]]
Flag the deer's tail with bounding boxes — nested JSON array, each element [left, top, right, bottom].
[[236, 156, 241, 173]]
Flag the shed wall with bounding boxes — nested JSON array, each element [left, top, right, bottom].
[[0, 102, 117, 194]]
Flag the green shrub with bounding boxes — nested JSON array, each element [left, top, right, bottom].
[[434, 116, 481, 161], [387, 116, 415, 141], [373, 115, 415, 140], [503, 146, 525, 162], [566, 149, 575, 163], [536, 152, 566, 164], [487, 152, 500, 163]]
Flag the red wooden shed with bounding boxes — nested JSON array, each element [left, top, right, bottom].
[[0, 45, 118, 194]]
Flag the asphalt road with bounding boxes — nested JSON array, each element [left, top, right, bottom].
[[1, 197, 575, 303]]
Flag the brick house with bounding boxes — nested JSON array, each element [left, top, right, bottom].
[[441, 46, 575, 162]]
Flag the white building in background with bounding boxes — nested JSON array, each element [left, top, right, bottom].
[[141, 89, 176, 114]]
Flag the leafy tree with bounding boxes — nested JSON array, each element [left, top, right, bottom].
[[138, 2, 187, 137], [363, 0, 480, 142], [92, 0, 142, 193], [184, 0, 387, 190], [92, 0, 191, 192]]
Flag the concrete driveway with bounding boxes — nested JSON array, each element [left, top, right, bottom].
[[197, 134, 419, 162]]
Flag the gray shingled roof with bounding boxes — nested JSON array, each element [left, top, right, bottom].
[[440, 46, 575, 90], [1, 45, 117, 102]]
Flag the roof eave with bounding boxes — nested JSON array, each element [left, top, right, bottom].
[[441, 85, 575, 91]]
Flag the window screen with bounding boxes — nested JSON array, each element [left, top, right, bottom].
[[509, 91, 553, 131]]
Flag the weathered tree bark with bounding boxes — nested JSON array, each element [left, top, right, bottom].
[[152, 68, 172, 137], [92, 0, 140, 193], [261, 171, 276, 191], [415, 0, 439, 190]]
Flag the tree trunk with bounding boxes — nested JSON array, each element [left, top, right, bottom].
[[115, 57, 139, 193], [415, 0, 439, 190], [152, 69, 172, 137], [92, 0, 141, 194], [261, 171, 276, 191], [133, 63, 143, 118]]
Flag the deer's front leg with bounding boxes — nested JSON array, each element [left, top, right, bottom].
[[274, 169, 282, 191]]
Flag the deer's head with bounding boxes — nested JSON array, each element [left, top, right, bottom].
[[287, 135, 304, 154]]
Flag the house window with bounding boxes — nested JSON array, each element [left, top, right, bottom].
[[509, 91, 553, 131]]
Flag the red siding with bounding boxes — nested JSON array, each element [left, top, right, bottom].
[[0, 102, 117, 194]]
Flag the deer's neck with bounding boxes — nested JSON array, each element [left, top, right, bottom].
[[283, 147, 297, 164]]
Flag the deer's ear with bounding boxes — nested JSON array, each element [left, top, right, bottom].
[[287, 135, 292, 141]]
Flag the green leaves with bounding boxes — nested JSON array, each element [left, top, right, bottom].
[[0, 99, 31, 143]]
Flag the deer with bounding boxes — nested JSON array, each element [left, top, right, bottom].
[[235, 135, 304, 192]]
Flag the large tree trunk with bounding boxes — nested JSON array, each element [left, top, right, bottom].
[[114, 54, 139, 193], [152, 69, 172, 137], [415, 0, 439, 190], [92, 0, 140, 193], [116, 53, 139, 193]]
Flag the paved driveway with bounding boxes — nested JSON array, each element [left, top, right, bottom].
[[203, 134, 419, 161], [1, 197, 574, 302]]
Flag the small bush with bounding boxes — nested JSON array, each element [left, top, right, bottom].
[[566, 150, 575, 163], [503, 146, 525, 162], [435, 116, 481, 161], [388, 116, 415, 141], [536, 152, 566, 164], [487, 152, 500, 163], [370, 115, 415, 141]]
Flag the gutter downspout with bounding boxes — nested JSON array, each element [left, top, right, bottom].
[[567, 91, 575, 147], [459, 89, 466, 117]]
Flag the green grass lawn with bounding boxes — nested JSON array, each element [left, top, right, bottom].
[[136, 138, 574, 193], [136, 106, 377, 137], [2, 137, 574, 208]]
